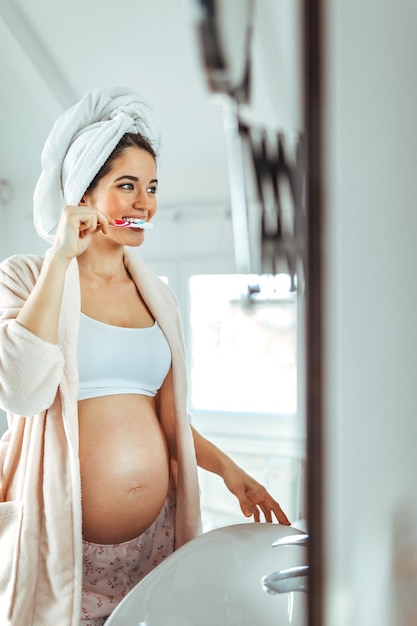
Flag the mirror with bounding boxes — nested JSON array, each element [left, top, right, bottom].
[[0, 0, 308, 622]]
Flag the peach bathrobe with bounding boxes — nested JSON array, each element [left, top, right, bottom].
[[0, 248, 202, 626]]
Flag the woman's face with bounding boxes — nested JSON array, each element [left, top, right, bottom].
[[82, 146, 158, 245]]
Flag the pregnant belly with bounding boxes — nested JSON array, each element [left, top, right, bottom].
[[78, 394, 170, 544]]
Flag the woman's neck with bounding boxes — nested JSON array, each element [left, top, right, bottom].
[[77, 242, 128, 283]]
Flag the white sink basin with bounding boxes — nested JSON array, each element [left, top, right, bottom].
[[106, 523, 307, 626]]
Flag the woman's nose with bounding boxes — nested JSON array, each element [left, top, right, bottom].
[[132, 187, 151, 210]]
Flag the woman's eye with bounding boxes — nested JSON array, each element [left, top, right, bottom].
[[147, 186, 158, 194], [118, 183, 134, 190]]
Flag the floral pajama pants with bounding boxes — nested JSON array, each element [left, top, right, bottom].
[[80, 491, 175, 625]]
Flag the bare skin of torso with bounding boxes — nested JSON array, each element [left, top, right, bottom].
[[78, 269, 170, 545]]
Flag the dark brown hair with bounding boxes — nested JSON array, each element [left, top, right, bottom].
[[86, 132, 157, 194]]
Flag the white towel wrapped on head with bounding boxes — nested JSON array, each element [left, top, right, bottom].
[[33, 86, 160, 243]]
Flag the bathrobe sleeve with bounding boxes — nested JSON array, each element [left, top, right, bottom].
[[0, 254, 65, 415]]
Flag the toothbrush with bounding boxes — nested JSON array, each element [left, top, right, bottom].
[[113, 219, 154, 230]]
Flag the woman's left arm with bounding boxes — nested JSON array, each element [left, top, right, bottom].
[[191, 426, 291, 525]]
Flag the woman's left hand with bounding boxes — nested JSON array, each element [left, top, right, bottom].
[[222, 464, 291, 525], [190, 425, 291, 525]]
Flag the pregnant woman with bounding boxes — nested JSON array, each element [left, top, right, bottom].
[[0, 86, 289, 626]]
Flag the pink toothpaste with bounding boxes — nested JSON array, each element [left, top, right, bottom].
[[113, 219, 154, 230]]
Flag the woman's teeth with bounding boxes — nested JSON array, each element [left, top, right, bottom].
[[113, 219, 154, 230]]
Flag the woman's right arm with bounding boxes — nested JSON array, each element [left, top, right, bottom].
[[0, 206, 112, 414], [16, 205, 112, 344]]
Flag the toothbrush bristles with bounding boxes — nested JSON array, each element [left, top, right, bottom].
[[127, 221, 154, 230], [113, 219, 154, 230]]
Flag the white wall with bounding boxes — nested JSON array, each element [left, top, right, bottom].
[[324, 3, 417, 625]]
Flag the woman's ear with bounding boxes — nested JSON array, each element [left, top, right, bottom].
[[79, 194, 87, 206]]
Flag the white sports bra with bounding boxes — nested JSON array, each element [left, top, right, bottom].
[[77, 313, 171, 401]]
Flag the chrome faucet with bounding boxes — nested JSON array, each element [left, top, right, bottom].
[[262, 532, 309, 595]]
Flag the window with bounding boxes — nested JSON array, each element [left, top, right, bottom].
[[189, 274, 297, 414]]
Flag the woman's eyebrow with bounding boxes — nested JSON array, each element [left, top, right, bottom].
[[114, 175, 158, 184], [114, 175, 139, 182]]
